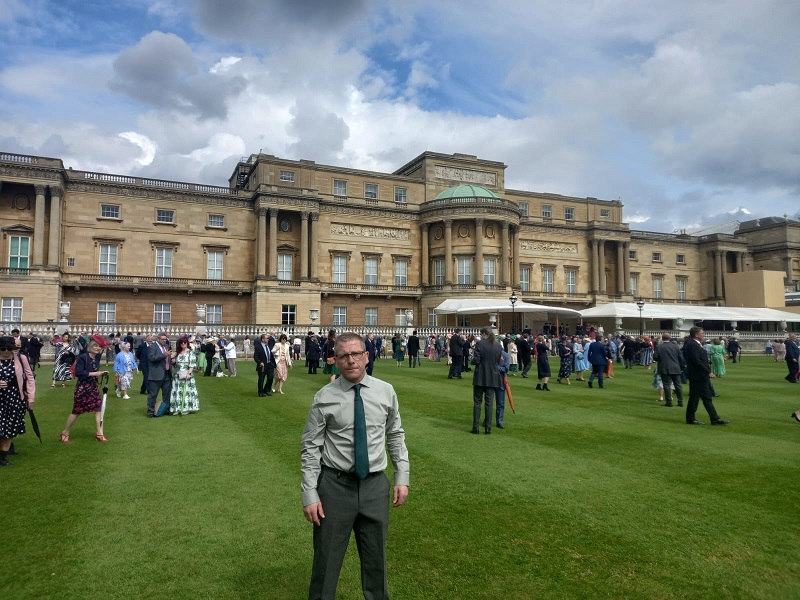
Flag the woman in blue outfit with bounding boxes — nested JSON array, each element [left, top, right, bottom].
[[573, 336, 589, 381]]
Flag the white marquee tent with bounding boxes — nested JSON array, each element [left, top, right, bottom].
[[579, 302, 800, 323], [434, 299, 581, 317]]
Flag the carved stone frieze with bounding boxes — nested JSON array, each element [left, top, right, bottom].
[[434, 164, 497, 186], [319, 202, 417, 221], [65, 182, 253, 208], [49, 185, 64, 197], [330, 223, 410, 241], [0, 165, 62, 181], [520, 240, 579, 254]]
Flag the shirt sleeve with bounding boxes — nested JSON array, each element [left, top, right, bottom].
[[385, 387, 410, 487], [300, 397, 327, 506]]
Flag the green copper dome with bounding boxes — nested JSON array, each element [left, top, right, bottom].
[[434, 185, 500, 200]]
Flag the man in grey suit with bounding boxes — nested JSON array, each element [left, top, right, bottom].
[[471, 328, 502, 434], [146, 332, 173, 417], [654, 333, 685, 407]]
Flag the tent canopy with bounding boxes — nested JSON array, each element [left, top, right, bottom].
[[434, 298, 581, 317], [579, 302, 800, 322]]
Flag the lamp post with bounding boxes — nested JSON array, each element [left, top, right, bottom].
[[509, 291, 518, 334], [636, 298, 645, 337]]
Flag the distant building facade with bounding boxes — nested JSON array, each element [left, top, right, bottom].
[[0, 150, 796, 327]]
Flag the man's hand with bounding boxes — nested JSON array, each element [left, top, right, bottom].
[[393, 485, 409, 507], [303, 501, 325, 525]]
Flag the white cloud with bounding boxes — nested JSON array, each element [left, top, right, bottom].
[[118, 131, 157, 166]]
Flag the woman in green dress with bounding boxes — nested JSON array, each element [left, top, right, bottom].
[[322, 329, 340, 383], [393, 333, 405, 367], [709, 338, 727, 377], [170, 336, 199, 415]]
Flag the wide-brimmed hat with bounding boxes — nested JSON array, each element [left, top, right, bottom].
[[90, 334, 109, 348]]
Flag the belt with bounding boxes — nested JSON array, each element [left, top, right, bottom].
[[321, 464, 382, 480]]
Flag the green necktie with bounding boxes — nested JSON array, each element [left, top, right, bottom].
[[353, 383, 369, 480]]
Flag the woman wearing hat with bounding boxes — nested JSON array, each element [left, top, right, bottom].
[[60, 337, 109, 443], [0, 336, 35, 466]]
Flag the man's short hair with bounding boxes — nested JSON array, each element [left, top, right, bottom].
[[334, 332, 365, 352], [689, 326, 703, 339], [662, 333, 671, 341], [595, 334, 603, 342]]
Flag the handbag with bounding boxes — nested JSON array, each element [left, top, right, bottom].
[[178, 369, 190, 380]]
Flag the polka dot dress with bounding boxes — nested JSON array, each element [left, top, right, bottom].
[[0, 359, 26, 438]]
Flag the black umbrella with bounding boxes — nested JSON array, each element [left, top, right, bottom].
[[27, 409, 42, 444]]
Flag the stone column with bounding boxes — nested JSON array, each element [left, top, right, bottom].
[[616, 241, 625, 294], [589, 239, 599, 292], [738, 252, 746, 272], [444, 220, 453, 284], [256, 208, 267, 278], [310, 213, 319, 280], [300, 212, 309, 280], [32, 185, 47, 267], [714, 251, 724, 298], [268, 208, 278, 278], [500, 222, 510, 286], [475, 218, 484, 283], [706, 252, 715, 298], [421, 224, 429, 286], [511, 226, 520, 287], [47, 185, 62, 268], [598, 239, 606, 293], [785, 256, 794, 283], [623, 242, 631, 293]]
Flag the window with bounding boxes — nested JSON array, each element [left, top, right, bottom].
[[676, 254, 686, 265], [1, 298, 22, 322], [543, 268, 554, 293], [395, 309, 406, 327], [457, 257, 471, 285], [395, 259, 408, 286], [333, 179, 347, 197], [99, 244, 117, 275], [154, 303, 171, 323], [652, 276, 663, 299], [332, 306, 347, 327], [100, 204, 120, 219], [428, 308, 437, 327], [630, 275, 638, 297], [279, 170, 295, 182], [629, 250, 638, 261], [458, 314, 471, 327], [519, 202, 529, 216], [652, 252, 662, 263], [365, 307, 378, 326], [67, 257, 75, 267], [97, 302, 116, 323], [484, 258, 495, 284], [394, 187, 407, 204], [564, 207, 575, 221], [365, 183, 378, 200], [207, 251, 223, 280], [208, 214, 225, 228], [156, 209, 175, 223], [433, 259, 445, 285], [8, 236, 29, 271], [333, 255, 347, 284], [600, 209, 610, 218], [281, 304, 296, 326], [364, 257, 378, 285], [677, 278, 686, 300], [278, 254, 293, 280], [155, 247, 173, 278], [541, 204, 552, 218], [520, 267, 530, 292], [207, 304, 222, 324], [566, 270, 577, 294]]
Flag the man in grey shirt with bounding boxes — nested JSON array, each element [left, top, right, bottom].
[[301, 331, 409, 600]]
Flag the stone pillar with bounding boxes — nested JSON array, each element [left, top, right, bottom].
[[300, 212, 309, 280], [310, 213, 319, 280], [444, 220, 453, 284], [738, 252, 746, 272], [616, 241, 625, 294], [47, 185, 62, 268], [475, 218, 484, 283], [256, 208, 267, 278], [623, 242, 631, 293], [511, 226, 520, 287], [589, 239, 599, 292], [33, 185, 47, 267], [598, 239, 606, 293], [421, 224, 429, 285], [714, 251, 724, 298], [500, 222, 510, 286], [706, 252, 715, 298], [785, 256, 793, 283], [268, 208, 278, 278]]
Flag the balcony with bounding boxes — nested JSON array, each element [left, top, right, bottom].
[[63, 273, 252, 293], [0, 267, 31, 276]]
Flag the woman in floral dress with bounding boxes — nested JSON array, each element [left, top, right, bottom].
[[51, 333, 77, 388], [170, 336, 198, 415], [709, 338, 727, 377], [113, 342, 138, 399], [271, 333, 293, 394], [60, 338, 110, 443]]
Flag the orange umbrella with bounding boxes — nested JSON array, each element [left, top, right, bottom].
[[503, 375, 516, 413]]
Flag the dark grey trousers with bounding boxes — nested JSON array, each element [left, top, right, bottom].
[[147, 376, 172, 415], [309, 468, 391, 600], [473, 386, 495, 431]]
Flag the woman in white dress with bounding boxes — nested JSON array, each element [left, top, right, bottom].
[[224, 336, 237, 377], [271, 333, 293, 394]]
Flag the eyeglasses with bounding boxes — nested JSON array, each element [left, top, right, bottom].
[[0, 347, 15, 351], [335, 351, 366, 361]]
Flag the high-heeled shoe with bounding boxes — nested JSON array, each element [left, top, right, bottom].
[[95, 434, 109, 443]]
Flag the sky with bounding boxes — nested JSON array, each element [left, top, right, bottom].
[[1, 0, 798, 233]]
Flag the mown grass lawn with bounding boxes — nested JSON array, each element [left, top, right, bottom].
[[3, 355, 799, 599]]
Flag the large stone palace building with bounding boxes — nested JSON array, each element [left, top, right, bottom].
[[0, 150, 797, 328]]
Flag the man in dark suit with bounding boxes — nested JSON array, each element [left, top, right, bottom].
[[682, 326, 729, 425], [254, 333, 276, 396], [407, 330, 420, 368], [146, 332, 173, 417], [654, 333, 685, 407], [471, 328, 502, 434], [136, 334, 153, 394], [517, 333, 532, 378], [785, 333, 799, 383], [448, 329, 463, 379], [586, 334, 610, 388], [365, 332, 377, 376], [727, 337, 741, 363], [26, 331, 43, 371]]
